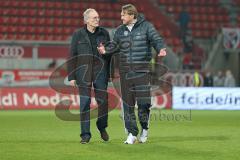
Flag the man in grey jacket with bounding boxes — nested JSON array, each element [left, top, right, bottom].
[[98, 4, 167, 144]]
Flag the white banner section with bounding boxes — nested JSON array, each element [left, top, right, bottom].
[[173, 87, 240, 110]]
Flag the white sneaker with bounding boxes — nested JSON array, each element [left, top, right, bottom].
[[124, 133, 137, 144], [139, 129, 148, 143]]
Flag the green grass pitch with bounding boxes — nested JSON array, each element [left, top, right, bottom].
[[0, 109, 239, 160]]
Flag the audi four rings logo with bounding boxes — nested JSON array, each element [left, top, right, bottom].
[[0, 46, 24, 58]]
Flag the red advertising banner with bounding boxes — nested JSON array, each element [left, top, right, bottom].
[[38, 46, 68, 58], [0, 70, 66, 82], [0, 46, 33, 58], [0, 70, 205, 87], [152, 93, 172, 109], [0, 87, 119, 110], [0, 87, 172, 110]]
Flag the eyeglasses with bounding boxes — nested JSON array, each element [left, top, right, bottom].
[[90, 16, 100, 20]]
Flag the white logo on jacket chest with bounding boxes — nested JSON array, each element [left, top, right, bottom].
[[124, 31, 129, 36], [135, 32, 141, 39]]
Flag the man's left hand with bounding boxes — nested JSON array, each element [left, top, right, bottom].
[[97, 43, 106, 55], [158, 48, 167, 57]]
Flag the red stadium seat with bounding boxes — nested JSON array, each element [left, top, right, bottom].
[[35, 27, 44, 34], [36, 1, 45, 8], [63, 19, 72, 26], [55, 10, 64, 17], [28, 18, 36, 26], [45, 27, 53, 35], [26, 26, 36, 34], [55, 2, 63, 9], [162, 30, 171, 37], [1, 1, 10, 7], [101, 21, 114, 28], [111, 3, 121, 11], [12, 1, 20, 8], [192, 30, 201, 38], [159, 0, 167, 4], [53, 18, 63, 26], [18, 1, 28, 8], [62, 2, 70, 10], [28, 1, 37, 8], [208, 15, 217, 22], [70, 19, 80, 27], [6, 34, 16, 40], [199, 14, 208, 22], [72, 11, 81, 18], [18, 9, 27, 16], [45, 18, 53, 26], [8, 9, 18, 16], [155, 21, 163, 29], [18, 26, 27, 34], [70, 2, 82, 10], [172, 38, 182, 46], [29, 9, 37, 17], [45, 10, 55, 17], [63, 10, 72, 18], [63, 27, 72, 35], [45, 1, 55, 8]]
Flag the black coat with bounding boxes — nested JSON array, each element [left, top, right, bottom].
[[113, 14, 165, 73], [68, 26, 110, 82]]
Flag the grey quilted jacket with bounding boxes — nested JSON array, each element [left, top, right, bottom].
[[113, 14, 165, 73]]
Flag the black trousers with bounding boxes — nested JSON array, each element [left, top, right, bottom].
[[120, 72, 151, 136], [76, 64, 108, 139]]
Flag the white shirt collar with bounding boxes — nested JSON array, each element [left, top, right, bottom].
[[127, 19, 137, 31]]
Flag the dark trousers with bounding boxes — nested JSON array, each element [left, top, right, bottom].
[[76, 65, 108, 139], [120, 72, 151, 136]]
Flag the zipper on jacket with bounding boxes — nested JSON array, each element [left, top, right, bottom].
[[129, 31, 133, 71]]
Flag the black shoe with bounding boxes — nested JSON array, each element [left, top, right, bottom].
[[100, 129, 109, 141], [80, 137, 90, 144]]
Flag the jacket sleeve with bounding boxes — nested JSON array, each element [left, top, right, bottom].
[[146, 22, 165, 53], [103, 29, 120, 56], [67, 32, 78, 81], [102, 29, 111, 58]]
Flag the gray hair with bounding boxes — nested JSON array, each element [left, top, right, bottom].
[[83, 8, 97, 24]]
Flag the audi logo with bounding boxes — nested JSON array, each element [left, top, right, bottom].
[[0, 46, 24, 58]]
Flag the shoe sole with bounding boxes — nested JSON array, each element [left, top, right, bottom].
[[124, 140, 136, 144], [139, 138, 147, 143]]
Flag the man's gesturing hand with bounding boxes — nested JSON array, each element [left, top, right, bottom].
[[69, 80, 76, 87], [97, 43, 106, 55], [158, 48, 167, 57]]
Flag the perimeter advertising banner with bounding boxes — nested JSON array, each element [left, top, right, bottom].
[[0, 87, 120, 110], [0, 70, 66, 86], [173, 87, 240, 110], [0, 87, 171, 110], [0, 70, 205, 87], [0, 45, 68, 59]]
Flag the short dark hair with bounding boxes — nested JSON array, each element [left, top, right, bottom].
[[122, 4, 138, 18]]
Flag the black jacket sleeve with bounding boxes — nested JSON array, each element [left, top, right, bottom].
[[67, 31, 78, 81], [103, 28, 120, 56], [146, 22, 165, 53]]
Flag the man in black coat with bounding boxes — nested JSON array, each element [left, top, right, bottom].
[[98, 4, 167, 144], [68, 8, 110, 144]]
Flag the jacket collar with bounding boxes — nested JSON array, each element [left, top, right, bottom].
[[81, 25, 101, 44], [80, 26, 91, 45], [134, 14, 145, 27]]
